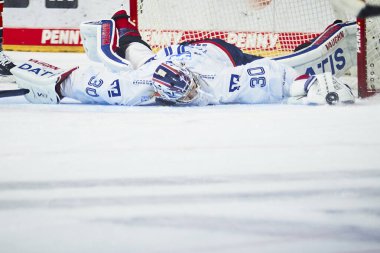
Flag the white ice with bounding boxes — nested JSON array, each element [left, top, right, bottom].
[[0, 51, 380, 253]]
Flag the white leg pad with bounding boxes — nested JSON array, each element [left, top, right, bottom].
[[80, 19, 133, 72], [275, 21, 357, 78], [10, 59, 77, 104]]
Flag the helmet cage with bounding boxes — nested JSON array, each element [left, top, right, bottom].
[[153, 62, 199, 103]]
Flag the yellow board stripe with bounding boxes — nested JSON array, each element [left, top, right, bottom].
[[3, 45, 84, 53]]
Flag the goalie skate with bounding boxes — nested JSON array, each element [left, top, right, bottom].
[[0, 51, 16, 83]]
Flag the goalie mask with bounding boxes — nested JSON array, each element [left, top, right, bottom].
[[152, 62, 200, 104]]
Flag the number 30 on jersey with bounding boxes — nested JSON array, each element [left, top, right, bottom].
[[229, 67, 266, 92]]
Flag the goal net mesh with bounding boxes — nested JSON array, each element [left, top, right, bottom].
[[135, 0, 337, 57]]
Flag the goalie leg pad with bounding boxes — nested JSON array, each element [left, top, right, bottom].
[[10, 59, 78, 104], [80, 19, 132, 72], [275, 21, 357, 78]]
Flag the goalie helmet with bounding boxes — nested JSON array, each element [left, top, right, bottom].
[[152, 61, 200, 104]]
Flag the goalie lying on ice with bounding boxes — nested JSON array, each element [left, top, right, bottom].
[[10, 12, 356, 106]]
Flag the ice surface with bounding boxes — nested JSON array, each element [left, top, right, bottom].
[[0, 51, 380, 253]]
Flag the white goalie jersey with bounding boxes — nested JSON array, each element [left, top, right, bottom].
[[151, 46, 297, 105], [60, 41, 297, 106]]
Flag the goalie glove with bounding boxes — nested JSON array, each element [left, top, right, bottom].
[[152, 61, 205, 105], [288, 72, 355, 105]]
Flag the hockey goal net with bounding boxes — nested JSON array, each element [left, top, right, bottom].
[[129, 0, 380, 98]]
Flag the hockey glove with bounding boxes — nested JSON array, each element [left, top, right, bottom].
[[289, 72, 355, 105]]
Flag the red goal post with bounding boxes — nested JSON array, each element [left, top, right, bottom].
[[357, 16, 380, 97]]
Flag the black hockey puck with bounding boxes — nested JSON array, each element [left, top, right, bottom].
[[325, 92, 339, 105]]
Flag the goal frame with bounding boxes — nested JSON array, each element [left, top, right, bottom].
[[357, 18, 378, 97]]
